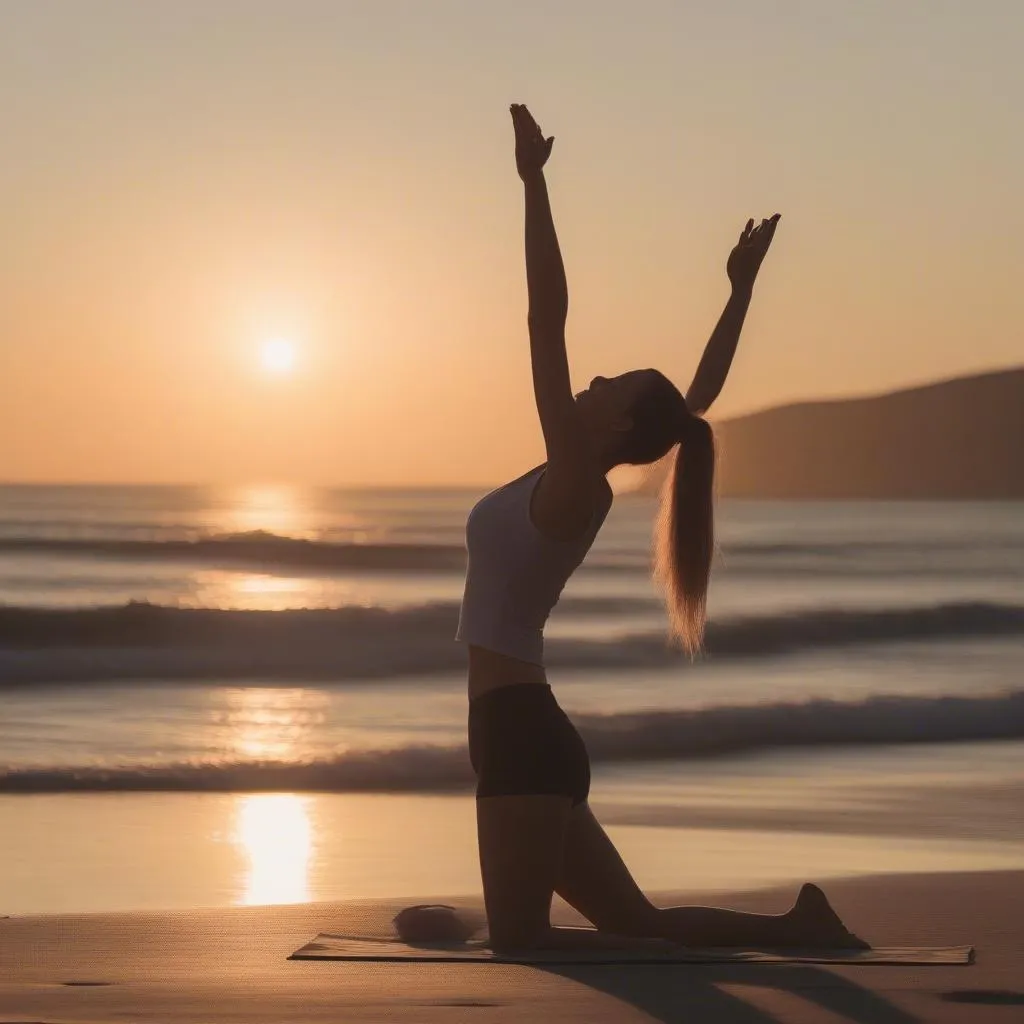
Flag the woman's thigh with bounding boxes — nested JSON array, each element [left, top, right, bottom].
[[476, 793, 572, 948]]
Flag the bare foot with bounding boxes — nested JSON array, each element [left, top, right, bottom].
[[784, 883, 871, 949]]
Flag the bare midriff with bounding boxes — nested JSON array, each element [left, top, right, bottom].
[[466, 644, 548, 701]]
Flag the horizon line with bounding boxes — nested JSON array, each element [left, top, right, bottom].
[[2, 362, 1020, 489]]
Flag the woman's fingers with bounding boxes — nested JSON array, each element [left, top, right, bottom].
[[759, 214, 781, 249], [511, 103, 547, 149], [510, 104, 530, 134], [512, 103, 540, 132], [747, 213, 781, 250]]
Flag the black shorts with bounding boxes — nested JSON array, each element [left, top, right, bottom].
[[468, 682, 591, 807]]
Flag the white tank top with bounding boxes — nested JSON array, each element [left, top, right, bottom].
[[455, 464, 613, 666]]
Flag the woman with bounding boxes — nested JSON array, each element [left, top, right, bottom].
[[456, 103, 866, 953]]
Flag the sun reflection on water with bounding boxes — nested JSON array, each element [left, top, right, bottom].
[[191, 484, 377, 611], [236, 793, 313, 906], [220, 691, 322, 904], [219, 687, 326, 760], [221, 484, 311, 539], [190, 569, 333, 612]]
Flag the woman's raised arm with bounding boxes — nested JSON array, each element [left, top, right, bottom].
[[685, 214, 781, 416], [511, 104, 584, 467]]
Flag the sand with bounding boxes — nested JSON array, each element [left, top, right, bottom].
[[2, 870, 1021, 1023]]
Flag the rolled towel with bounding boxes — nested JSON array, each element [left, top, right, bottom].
[[393, 904, 475, 944]]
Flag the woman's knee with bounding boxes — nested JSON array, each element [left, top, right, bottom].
[[487, 922, 548, 954]]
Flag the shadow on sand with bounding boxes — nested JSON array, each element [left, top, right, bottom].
[[539, 962, 922, 1024]]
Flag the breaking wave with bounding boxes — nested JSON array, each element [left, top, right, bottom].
[[0, 531, 467, 573], [0, 599, 1021, 685], [2, 689, 1021, 793]]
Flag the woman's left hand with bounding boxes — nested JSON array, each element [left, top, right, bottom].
[[727, 214, 781, 292], [510, 103, 554, 182]]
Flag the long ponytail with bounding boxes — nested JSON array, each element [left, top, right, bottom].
[[654, 416, 715, 655]]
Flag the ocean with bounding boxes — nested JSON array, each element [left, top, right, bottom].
[[1, 483, 1022, 915]]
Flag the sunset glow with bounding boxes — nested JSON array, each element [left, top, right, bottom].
[[0, 3, 1019, 487]]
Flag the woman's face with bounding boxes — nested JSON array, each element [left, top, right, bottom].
[[574, 369, 658, 436]]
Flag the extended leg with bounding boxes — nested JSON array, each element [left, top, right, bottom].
[[556, 803, 867, 948]]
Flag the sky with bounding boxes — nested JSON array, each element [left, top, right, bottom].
[[0, 0, 1021, 486]]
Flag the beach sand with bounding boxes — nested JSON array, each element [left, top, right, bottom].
[[2, 870, 1020, 1023]]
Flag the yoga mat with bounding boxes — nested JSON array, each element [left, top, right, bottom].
[[291, 934, 974, 966]]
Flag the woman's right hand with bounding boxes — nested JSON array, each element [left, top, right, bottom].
[[726, 214, 781, 293], [510, 103, 554, 182]]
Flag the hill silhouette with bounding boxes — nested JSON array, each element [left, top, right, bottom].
[[637, 366, 1024, 499]]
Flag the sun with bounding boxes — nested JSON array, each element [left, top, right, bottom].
[[260, 338, 296, 374]]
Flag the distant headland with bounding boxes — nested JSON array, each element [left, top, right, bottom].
[[635, 366, 1024, 499]]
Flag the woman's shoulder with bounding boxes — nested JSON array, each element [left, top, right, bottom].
[[529, 461, 610, 543]]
